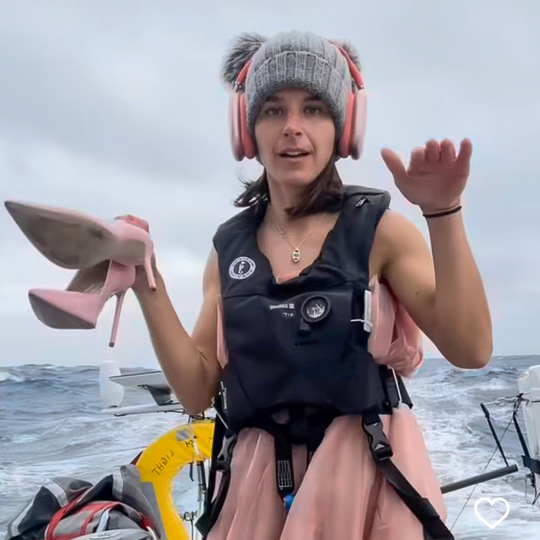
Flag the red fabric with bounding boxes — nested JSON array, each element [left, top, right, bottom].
[[45, 492, 87, 540], [46, 498, 153, 540], [80, 502, 119, 536]]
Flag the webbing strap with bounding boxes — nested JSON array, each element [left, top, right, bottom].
[[362, 414, 454, 540]]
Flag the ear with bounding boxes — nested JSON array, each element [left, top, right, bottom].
[[331, 39, 362, 72], [221, 33, 267, 89]]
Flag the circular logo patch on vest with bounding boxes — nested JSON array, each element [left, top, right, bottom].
[[301, 295, 331, 323], [229, 256, 256, 280]]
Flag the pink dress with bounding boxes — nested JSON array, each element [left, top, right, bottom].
[[208, 276, 448, 540]]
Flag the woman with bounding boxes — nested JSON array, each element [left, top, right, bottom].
[[134, 31, 492, 540]]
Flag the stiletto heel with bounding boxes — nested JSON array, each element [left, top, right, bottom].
[[109, 290, 127, 347], [144, 254, 157, 291], [5, 202, 156, 292], [28, 260, 135, 347]]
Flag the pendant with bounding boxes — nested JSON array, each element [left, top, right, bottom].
[[292, 248, 301, 264]]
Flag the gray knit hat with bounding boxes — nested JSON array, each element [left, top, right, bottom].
[[221, 31, 361, 137]]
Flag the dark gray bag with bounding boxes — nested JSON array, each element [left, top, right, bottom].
[[6, 465, 163, 540]]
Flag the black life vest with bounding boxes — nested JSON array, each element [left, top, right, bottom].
[[214, 184, 411, 431], [197, 185, 454, 540]]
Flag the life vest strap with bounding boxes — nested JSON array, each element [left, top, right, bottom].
[[196, 396, 230, 539], [362, 414, 454, 540], [197, 369, 420, 537]]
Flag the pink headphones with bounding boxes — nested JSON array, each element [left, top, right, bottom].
[[228, 42, 367, 162]]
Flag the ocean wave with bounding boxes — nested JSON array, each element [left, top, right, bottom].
[[3, 359, 540, 539], [0, 371, 25, 383]]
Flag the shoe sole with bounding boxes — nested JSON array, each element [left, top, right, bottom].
[[28, 292, 96, 330], [5, 202, 146, 269]]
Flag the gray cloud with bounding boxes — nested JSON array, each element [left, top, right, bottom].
[[1, 0, 539, 365]]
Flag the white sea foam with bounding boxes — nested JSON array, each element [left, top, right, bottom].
[[2, 361, 540, 539], [0, 371, 24, 383]]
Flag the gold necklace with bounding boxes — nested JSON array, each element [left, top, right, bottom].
[[271, 214, 323, 264]]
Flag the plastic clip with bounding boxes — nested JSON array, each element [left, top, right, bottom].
[[216, 433, 237, 472], [362, 418, 393, 461]]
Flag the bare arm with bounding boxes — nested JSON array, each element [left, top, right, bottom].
[[134, 248, 222, 414], [377, 210, 492, 369]]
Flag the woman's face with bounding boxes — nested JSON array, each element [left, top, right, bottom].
[[254, 88, 336, 188]]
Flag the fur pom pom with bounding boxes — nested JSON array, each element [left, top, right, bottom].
[[332, 39, 362, 71], [221, 33, 267, 88]]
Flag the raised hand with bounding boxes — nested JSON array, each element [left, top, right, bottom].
[[380, 138, 472, 214]]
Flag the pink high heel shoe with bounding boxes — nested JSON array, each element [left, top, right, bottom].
[[28, 260, 135, 347], [4, 201, 156, 291]]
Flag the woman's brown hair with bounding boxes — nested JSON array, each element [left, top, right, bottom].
[[233, 158, 344, 219]]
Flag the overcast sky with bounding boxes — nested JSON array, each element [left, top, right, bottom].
[[1, 0, 539, 367]]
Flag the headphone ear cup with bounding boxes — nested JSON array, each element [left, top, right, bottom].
[[337, 91, 355, 159], [229, 92, 244, 161], [350, 88, 367, 160], [239, 94, 256, 159]]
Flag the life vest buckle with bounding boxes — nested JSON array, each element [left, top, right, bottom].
[[362, 416, 393, 461], [216, 432, 237, 472]]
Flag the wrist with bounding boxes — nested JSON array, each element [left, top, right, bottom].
[[422, 203, 462, 219], [134, 271, 165, 301]]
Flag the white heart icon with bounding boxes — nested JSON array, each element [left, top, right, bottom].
[[473, 497, 510, 529]]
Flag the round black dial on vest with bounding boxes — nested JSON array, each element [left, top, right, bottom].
[[300, 295, 331, 324]]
